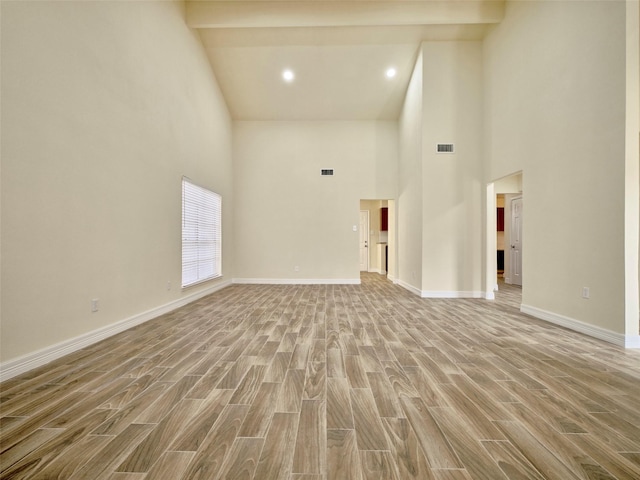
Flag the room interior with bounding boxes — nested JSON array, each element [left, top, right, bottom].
[[1, 0, 640, 477]]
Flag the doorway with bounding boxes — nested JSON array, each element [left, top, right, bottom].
[[510, 196, 523, 286], [489, 173, 523, 291], [359, 199, 395, 279], [359, 210, 369, 272]]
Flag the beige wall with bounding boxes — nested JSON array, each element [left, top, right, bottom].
[[398, 43, 483, 297], [484, 0, 627, 333], [625, 0, 640, 337], [1, 1, 233, 363], [233, 121, 397, 282], [397, 53, 424, 292], [421, 41, 483, 296]]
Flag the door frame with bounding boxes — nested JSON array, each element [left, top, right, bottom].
[[509, 195, 523, 286], [359, 210, 370, 272]]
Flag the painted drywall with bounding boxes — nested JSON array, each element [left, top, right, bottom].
[[1, 1, 233, 363], [397, 52, 424, 292], [484, 0, 627, 333], [233, 121, 397, 282], [421, 41, 483, 296], [625, 0, 640, 338]]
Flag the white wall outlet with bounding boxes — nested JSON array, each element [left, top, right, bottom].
[[167, 281, 171, 291], [582, 287, 590, 299], [353, 225, 357, 231], [91, 298, 99, 312], [294, 266, 299, 272]]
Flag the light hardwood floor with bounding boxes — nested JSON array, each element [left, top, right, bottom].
[[1, 273, 640, 479]]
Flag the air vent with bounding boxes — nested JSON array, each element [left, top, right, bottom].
[[321, 169, 334, 176], [437, 143, 455, 153]]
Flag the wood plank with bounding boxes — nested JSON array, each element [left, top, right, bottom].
[[427, 407, 508, 480], [180, 404, 250, 480], [399, 398, 462, 470], [493, 419, 581, 480], [169, 389, 233, 452], [68, 424, 155, 480], [238, 381, 281, 437], [361, 450, 400, 480], [264, 351, 293, 383], [326, 377, 354, 430], [228, 365, 267, 405], [480, 440, 546, 480], [367, 372, 403, 418], [344, 355, 369, 389], [276, 368, 306, 413], [214, 437, 264, 480], [144, 451, 195, 480], [327, 429, 362, 480], [350, 388, 389, 451], [253, 412, 299, 479], [382, 417, 435, 480], [116, 398, 203, 473], [292, 399, 326, 475]]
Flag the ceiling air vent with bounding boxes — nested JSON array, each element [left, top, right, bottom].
[[321, 169, 334, 176], [437, 143, 455, 153]]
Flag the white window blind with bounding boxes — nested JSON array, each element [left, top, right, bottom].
[[182, 177, 221, 287]]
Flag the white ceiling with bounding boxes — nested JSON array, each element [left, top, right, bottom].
[[187, 1, 505, 120]]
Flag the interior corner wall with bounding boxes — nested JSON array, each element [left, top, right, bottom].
[[625, 0, 640, 338], [232, 121, 397, 282], [484, 0, 627, 334], [421, 41, 483, 296], [397, 53, 424, 293], [0, 1, 233, 363]]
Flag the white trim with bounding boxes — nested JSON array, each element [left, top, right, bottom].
[[520, 304, 639, 348], [368, 268, 383, 274], [421, 290, 484, 299], [484, 291, 496, 300], [625, 335, 640, 348], [0, 280, 232, 382], [232, 278, 361, 285], [387, 274, 396, 282], [396, 279, 422, 296]]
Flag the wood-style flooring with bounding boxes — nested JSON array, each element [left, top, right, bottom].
[[1, 273, 640, 479]]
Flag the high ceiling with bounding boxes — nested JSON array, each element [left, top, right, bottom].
[[186, 1, 505, 120]]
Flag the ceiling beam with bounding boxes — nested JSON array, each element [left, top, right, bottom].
[[186, 1, 505, 29]]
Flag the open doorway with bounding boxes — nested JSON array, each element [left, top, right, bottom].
[[360, 199, 395, 280], [488, 173, 523, 294]]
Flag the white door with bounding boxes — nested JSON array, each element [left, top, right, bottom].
[[510, 197, 523, 286], [359, 210, 369, 272]]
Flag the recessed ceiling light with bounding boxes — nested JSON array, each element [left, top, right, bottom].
[[282, 69, 295, 82], [385, 67, 397, 79]]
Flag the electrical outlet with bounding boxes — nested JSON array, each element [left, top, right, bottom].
[[167, 281, 171, 291], [294, 266, 299, 272], [91, 299, 99, 312], [582, 287, 590, 299]]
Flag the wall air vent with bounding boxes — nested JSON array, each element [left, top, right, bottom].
[[321, 169, 334, 176], [437, 143, 455, 153]]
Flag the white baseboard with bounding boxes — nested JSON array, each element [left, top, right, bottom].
[[396, 279, 422, 296], [0, 281, 232, 382], [484, 291, 496, 300], [625, 335, 640, 348], [232, 278, 361, 285], [521, 304, 639, 349], [421, 290, 484, 299], [387, 274, 396, 282]]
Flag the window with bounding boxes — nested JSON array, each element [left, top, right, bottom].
[[182, 177, 221, 287]]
